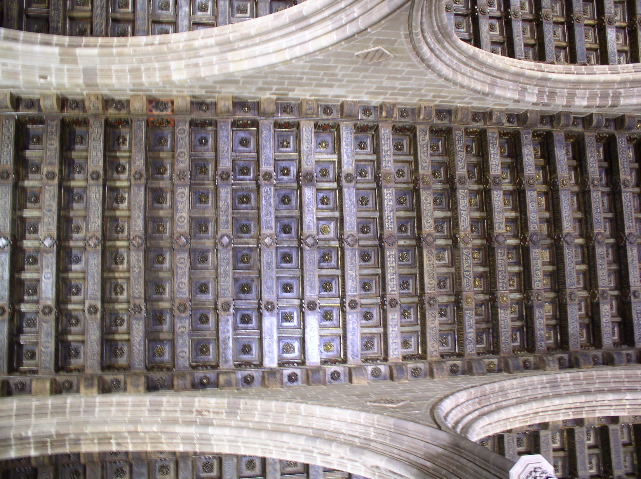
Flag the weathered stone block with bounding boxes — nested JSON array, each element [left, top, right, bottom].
[[129, 95, 147, 114], [0, 91, 15, 112], [260, 97, 277, 116], [390, 364, 408, 381], [172, 459, 190, 479], [350, 365, 369, 385], [218, 371, 236, 389], [429, 361, 449, 379], [263, 370, 282, 389], [126, 373, 146, 393], [418, 103, 434, 121], [453, 106, 472, 124], [572, 352, 594, 369], [307, 367, 325, 385], [85, 93, 103, 113], [519, 110, 539, 127], [174, 95, 191, 114], [300, 98, 318, 117], [502, 357, 523, 374], [553, 111, 572, 128], [466, 359, 487, 376], [173, 372, 191, 392], [535, 354, 559, 371], [603, 350, 627, 366], [616, 114, 637, 131], [489, 108, 505, 125], [31, 377, 56, 396], [80, 376, 99, 395], [378, 102, 396, 119], [340, 100, 359, 119], [584, 113, 605, 129], [40, 93, 61, 113]]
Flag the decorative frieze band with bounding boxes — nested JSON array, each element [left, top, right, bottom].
[[216, 119, 234, 369], [130, 118, 146, 370], [340, 122, 361, 364], [449, 127, 476, 357], [85, 117, 104, 373], [484, 129, 512, 356], [0, 118, 15, 374], [300, 120, 320, 366], [517, 130, 547, 353], [38, 118, 61, 374]]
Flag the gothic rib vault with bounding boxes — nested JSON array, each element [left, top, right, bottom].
[[1, 0, 641, 478]]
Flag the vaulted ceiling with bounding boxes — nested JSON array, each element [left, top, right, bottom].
[[2, 1, 641, 478]]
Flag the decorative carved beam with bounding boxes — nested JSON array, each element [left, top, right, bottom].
[[38, 117, 61, 374], [416, 125, 440, 360], [85, 117, 104, 373], [173, 118, 191, 370], [517, 130, 547, 353], [612, 133, 641, 347], [581, 133, 613, 349], [484, 129, 512, 355], [449, 127, 476, 356], [339, 122, 361, 364], [548, 131, 581, 351], [0, 118, 15, 374], [379, 123, 402, 361], [259, 119, 278, 368], [300, 120, 320, 366], [129, 118, 146, 370], [216, 119, 234, 368]]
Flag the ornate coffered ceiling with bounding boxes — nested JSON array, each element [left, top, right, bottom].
[[0, 453, 353, 479], [1, 0, 641, 475], [0, 94, 640, 384]]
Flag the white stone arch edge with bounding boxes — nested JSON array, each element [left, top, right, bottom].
[[434, 368, 641, 443], [410, 0, 641, 110], [0, 0, 408, 93], [0, 393, 513, 479]]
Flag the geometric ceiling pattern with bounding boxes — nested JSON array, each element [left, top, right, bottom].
[[0, 453, 359, 479], [451, 0, 640, 64], [483, 418, 641, 478], [0, 95, 639, 387], [2, 0, 641, 476]]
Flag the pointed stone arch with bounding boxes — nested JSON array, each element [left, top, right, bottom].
[[0, 393, 512, 478]]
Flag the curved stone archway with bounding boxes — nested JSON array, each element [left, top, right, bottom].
[[3, 0, 641, 109], [0, 393, 513, 479], [0, 0, 407, 94], [409, 0, 641, 109], [434, 368, 641, 442]]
